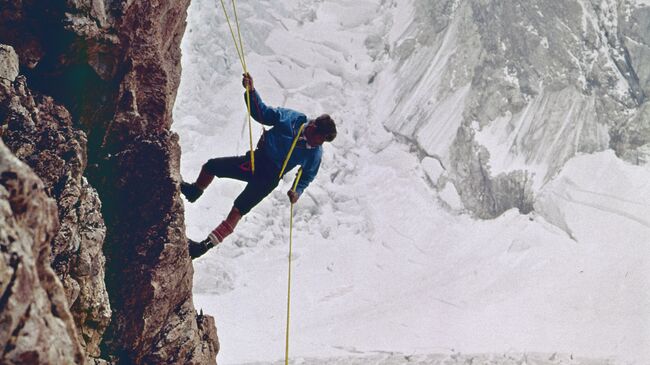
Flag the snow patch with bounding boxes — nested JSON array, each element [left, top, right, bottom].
[[438, 182, 463, 211], [421, 156, 445, 186]]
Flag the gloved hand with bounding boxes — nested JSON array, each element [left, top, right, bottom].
[[180, 182, 203, 202], [242, 72, 255, 91], [188, 238, 213, 259], [287, 190, 300, 204]]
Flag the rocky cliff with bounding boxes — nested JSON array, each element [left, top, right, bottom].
[[0, 1, 218, 364], [0, 138, 85, 365]]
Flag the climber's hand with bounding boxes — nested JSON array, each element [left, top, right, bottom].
[[287, 190, 300, 204], [242, 73, 255, 91]]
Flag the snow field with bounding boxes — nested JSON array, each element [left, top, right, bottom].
[[173, 0, 650, 364]]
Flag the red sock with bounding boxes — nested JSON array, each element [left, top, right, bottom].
[[208, 220, 234, 244]]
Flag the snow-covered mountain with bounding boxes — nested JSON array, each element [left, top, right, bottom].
[[173, 0, 650, 364], [377, 0, 650, 218]]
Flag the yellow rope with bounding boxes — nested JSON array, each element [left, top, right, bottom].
[[231, 0, 247, 72], [245, 86, 255, 173], [279, 123, 306, 178], [219, 0, 245, 70], [285, 167, 303, 365], [219, 0, 256, 173], [281, 124, 308, 363]]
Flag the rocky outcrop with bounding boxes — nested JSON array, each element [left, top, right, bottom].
[[0, 45, 19, 81], [1, 0, 218, 363], [607, 3, 650, 163], [0, 140, 85, 364], [1, 44, 110, 358]]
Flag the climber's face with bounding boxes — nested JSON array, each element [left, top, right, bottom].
[[305, 123, 327, 146]]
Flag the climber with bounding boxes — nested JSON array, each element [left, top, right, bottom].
[[181, 73, 337, 259]]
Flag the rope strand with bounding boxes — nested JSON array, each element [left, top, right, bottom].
[[231, 0, 247, 72], [285, 168, 303, 365], [219, 0, 245, 68], [219, 0, 256, 173], [279, 123, 306, 178]]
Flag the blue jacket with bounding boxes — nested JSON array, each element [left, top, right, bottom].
[[245, 90, 322, 195]]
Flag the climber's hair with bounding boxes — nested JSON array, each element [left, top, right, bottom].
[[314, 114, 337, 142]]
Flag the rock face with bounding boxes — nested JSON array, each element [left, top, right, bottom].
[[0, 140, 85, 364], [0, 0, 218, 363], [376, 0, 650, 218], [1, 44, 110, 357], [0, 45, 19, 81]]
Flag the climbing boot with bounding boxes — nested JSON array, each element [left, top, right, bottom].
[[181, 182, 203, 202], [188, 238, 214, 259]]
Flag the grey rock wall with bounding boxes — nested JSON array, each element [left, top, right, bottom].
[[379, 0, 650, 218], [609, 2, 650, 162]]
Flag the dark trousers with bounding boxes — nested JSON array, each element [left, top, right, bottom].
[[203, 150, 280, 215]]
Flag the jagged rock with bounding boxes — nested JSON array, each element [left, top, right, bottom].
[[0, 0, 218, 363], [69, 177, 110, 358], [0, 67, 110, 359], [449, 125, 534, 219], [0, 45, 19, 82], [96, 132, 219, 364], [143, 295, 220, 363], [0, 141, 85, 364], [621, 5, 650, 96]]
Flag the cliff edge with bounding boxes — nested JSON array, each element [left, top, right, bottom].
[[0, 1, 218, 364]]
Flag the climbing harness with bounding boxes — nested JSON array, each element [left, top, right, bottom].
[[219, 0, 256, 173], [285, 167, 303, 365]]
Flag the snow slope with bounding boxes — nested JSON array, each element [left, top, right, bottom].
[[173, 1, 650, 364]]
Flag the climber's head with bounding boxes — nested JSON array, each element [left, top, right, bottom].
[[306, 114, 337, 146]]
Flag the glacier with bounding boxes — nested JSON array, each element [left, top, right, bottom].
[[172, 0, 650, 364]]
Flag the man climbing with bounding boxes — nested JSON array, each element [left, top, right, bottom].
[[181, 73, 337, 259]]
